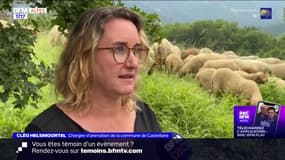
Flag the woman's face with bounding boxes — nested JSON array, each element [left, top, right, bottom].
[[92, 18, 141, 97]]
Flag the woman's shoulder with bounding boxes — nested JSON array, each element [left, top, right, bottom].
[[25, 104, 84, 132], [136, 101, 156, 115], [135, 100, 162, 132]]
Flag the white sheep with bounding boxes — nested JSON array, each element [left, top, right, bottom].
[[201, 59, 239, 71], [170, 45, 182, 57], [222, 51, 239, 58], [181, 48, 199, 59], [165, 53, 183, 74], [182, 55, 194, 65], [156, 38, 173, 70], [199, 47, 213, 54], [234, 59, 271, 74], [212, 68, 262, 106], [258, 57, 283, 64], [269, 63, 285, 80], [234, 71, 268, 84], [179, 53, 225, 76], [195, 68, 216, 91], [149, 42, 159, 59], [49, 25, 67, 46]]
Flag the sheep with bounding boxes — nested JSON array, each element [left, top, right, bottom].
[[149, 42, 159, 59], [182, 55, 194, 65], [179, 60, 194, 77], [258, 57, 283, 64], [151, 42, 159, 54], [234, 71, 268, 84], [156, 38, 173, 70], [234, 59, 271, 74], [179, 53, 225, 76], [146, 43, 159, 72], [142, 55, 156, 75], [165, 53, 183, 74], [148, 47, 155, 61], [269, 63, 285, 80], [49, 25, 67, 46], [212, 68, 262, 106], [239, 55, 259, 60], [199, 47, 213, 54], [170, 45, 182, 57], [195, 68, 216, 91], [222, 51, 239, 59], [201, 59, 239, 71], [222, 51, 237, 56], [181, 48, 199, 59]]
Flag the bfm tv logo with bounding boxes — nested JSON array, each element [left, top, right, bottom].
[[260, 8, 272, 20], [13, 7, 47, 20], [239, 111, 250, 123]]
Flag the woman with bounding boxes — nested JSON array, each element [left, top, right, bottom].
[[25, 7, 161, 132]]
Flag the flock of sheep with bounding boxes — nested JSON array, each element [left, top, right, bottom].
[[146, 38, 285, 106]]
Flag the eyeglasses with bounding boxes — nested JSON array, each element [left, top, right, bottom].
[[96, 44, 149, 64]]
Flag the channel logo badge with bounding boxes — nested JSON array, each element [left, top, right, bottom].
[[260, 8, 272, 19]]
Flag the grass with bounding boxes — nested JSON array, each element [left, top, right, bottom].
[[1, 31, 284, 138], [33, 31, 63, 64], [139, 72, 239, 138]]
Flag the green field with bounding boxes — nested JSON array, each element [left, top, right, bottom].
[[0, 32, 284, 138]]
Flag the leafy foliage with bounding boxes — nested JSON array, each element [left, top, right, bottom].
[[0, 21, 52, 108], [0, 32, 59, 137], [24, 12, 55, 31], [0, 0, 13, 11], [130, 5, 164, 43]]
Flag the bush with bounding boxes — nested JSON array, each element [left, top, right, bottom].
[[0, 21, 52, 108]]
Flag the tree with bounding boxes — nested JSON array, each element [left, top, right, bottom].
[[163, 19, 279, 56], [0, 21, 52, 108], [130, 5, 164, 43], [277, 35, 285, 49], [239, 29, 275, 55]]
